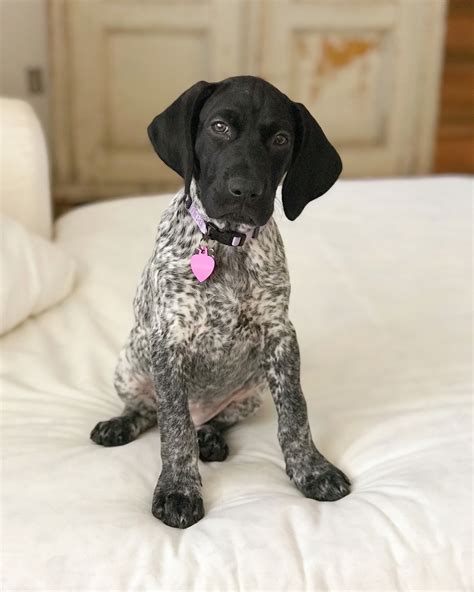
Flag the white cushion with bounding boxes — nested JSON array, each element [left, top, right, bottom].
[[0, 177, 472, 590], [0, 215, 76, 334], [0, 98, 52, 239]]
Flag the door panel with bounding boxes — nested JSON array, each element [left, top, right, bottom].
[[259, 0, 447, 176]]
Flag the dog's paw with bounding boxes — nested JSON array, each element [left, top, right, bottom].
[[198, 426, 229, 462], [152, 489, 204, 528], [90, 417, 136, 447], [297, 465, 351, 502]]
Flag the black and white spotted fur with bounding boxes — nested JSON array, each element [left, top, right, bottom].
[[91, 77, 351, 528]]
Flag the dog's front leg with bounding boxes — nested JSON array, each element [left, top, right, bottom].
[[264, 321, 351, 502], [151, 343, 204, 528]]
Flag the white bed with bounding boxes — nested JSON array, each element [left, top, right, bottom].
[[1, 102, 472, 591]]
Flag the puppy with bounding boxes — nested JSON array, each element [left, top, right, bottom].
[[91, 76, 351, 528]]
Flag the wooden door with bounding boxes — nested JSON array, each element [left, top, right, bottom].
[[50, 0, 244, 203], [259, 0, 447, 177]]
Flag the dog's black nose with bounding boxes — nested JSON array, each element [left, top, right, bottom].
[[228, 177, 263, 199]]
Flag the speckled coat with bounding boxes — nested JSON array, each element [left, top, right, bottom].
[[91, 66, 352, 530], [91, 180, 350, 528]]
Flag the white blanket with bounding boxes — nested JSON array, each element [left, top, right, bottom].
[[1, 177, 472, 591]]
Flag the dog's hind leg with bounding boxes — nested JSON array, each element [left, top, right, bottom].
[[91, 328, 157, 447], [90, 404, 157, 447], [198, 388, 264, 462]]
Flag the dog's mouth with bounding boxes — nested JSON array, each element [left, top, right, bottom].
[[195, 184, 274, 229], [209, 209, 274, 232], [222, 210, 260, 227], [208, 201, 274, 229]]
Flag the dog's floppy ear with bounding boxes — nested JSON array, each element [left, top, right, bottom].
[[282, 103, 342, 221], [147, 81, 217, 195]]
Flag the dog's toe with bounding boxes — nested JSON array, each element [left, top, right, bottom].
[[152, 490, 204, 528], [198, 426, 229, 462], [90, 417, 136, 447], [298, 465, 351, 502]]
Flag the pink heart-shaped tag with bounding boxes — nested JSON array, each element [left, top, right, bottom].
[[190, 247, 215, 282]]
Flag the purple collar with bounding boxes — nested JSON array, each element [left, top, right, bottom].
[[184, 195, 260, 247]]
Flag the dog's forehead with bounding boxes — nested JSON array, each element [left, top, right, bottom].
[[200, 79, 292, 124]]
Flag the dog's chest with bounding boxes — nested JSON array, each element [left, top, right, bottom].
[[144, 209, 290, 398], [184, 267, 263, 356], [155, 228, 286, 352], [170, 269, 265, 400]]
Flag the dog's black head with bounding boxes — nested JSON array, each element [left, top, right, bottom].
[[148, 76, 342, 224]]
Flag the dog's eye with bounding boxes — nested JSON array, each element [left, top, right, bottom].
[[211, 121, 230, 134], [274, 134, 289, 146]]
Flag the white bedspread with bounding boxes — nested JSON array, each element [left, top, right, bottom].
[[1, 177, 472, 591]]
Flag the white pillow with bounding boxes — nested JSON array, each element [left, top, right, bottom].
[[0, 98, 52, 239], [0, 215, 76, 335]]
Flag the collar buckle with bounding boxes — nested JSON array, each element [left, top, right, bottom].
[[207, 222, 247, 247]]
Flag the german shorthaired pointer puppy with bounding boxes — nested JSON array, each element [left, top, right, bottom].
[[91, 76, 351, 528]]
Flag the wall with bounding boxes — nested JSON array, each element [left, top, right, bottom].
[[0, 0, 50, 141]]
